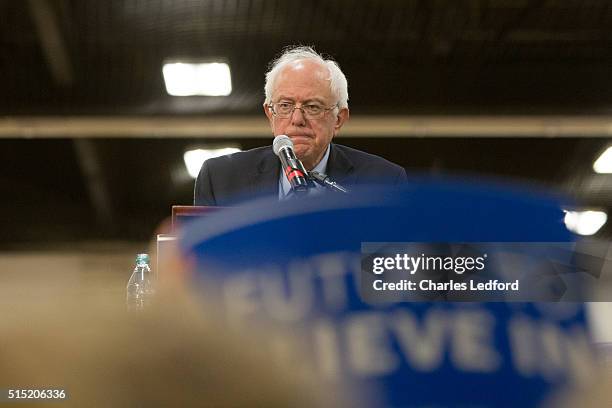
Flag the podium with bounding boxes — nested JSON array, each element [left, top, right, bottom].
[[156, 205, 221, 277]]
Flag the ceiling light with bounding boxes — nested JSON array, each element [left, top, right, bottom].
[[593, 146, 612, 173], [183, 147, 241, 178], [564, 210, 607, 236], [163, 61, 232, 96]]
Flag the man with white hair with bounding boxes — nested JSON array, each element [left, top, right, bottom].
[[194, 46, 406, 206]]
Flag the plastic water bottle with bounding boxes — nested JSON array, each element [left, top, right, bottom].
[[126, 253, 155, 311]]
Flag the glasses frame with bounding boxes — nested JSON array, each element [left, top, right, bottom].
[[268, 101, 338, 119]]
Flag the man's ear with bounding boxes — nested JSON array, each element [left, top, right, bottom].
[[263, 102, 274, 122], [334, 108, 350, 135]]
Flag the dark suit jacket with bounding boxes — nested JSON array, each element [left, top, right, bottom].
[[194, 143, 407, 206]]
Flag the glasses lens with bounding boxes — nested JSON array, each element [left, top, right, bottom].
[[304, 105, 323, 116], [276, 103, 293, 117]]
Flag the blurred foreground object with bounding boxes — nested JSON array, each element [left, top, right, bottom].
[[0, 280, 338, 407], [180, 180, 602, 407]]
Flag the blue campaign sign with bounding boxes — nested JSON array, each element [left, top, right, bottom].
[[180, 180, 592, 407]]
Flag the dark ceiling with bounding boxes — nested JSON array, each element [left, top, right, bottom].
[[3, 0, 612, 115], [1, 0, 612, 247]]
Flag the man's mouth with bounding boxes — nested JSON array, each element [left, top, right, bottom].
[[288, 134, 313, 141]]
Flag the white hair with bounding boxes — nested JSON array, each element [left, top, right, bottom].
[[264, 46, 349, 109]]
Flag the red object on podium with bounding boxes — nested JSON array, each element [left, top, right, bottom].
[[171, 205, 222, 233]]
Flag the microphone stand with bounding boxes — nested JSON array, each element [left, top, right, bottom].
[[308, 171, 349, 194]]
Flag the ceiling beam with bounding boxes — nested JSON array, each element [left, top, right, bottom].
[[2, 116, 612, 138], [27, 0, 73, 86]]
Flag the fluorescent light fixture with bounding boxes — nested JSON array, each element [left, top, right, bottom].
[[184, 147, 241, 178], [163, 61, 232, 96], [564, 210, 607, 236], [593, 146, 612, 173]]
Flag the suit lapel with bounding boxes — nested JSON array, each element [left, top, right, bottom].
[[327, 144, 355, 185], [247, 144, 354, 199], [249, 147, 280, 199]]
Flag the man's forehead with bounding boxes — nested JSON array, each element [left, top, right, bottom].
[[279, 59, 329, 78], [273, 60, 332, 98]]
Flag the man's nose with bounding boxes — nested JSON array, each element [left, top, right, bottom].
[[290, 106, 306, 126]]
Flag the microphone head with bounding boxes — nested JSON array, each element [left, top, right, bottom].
[[272, 135, 293, 156]]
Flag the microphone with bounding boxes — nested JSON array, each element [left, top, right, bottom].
[[309, 171, 349, 193], [272, 135, 310, 195]]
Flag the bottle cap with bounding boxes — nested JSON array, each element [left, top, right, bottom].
[[135, 253, 150, 264]]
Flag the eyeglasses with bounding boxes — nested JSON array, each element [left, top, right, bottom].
[[268, 101, 338, 119]]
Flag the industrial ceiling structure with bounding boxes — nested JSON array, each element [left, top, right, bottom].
[[1, 0, 612, 246]]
